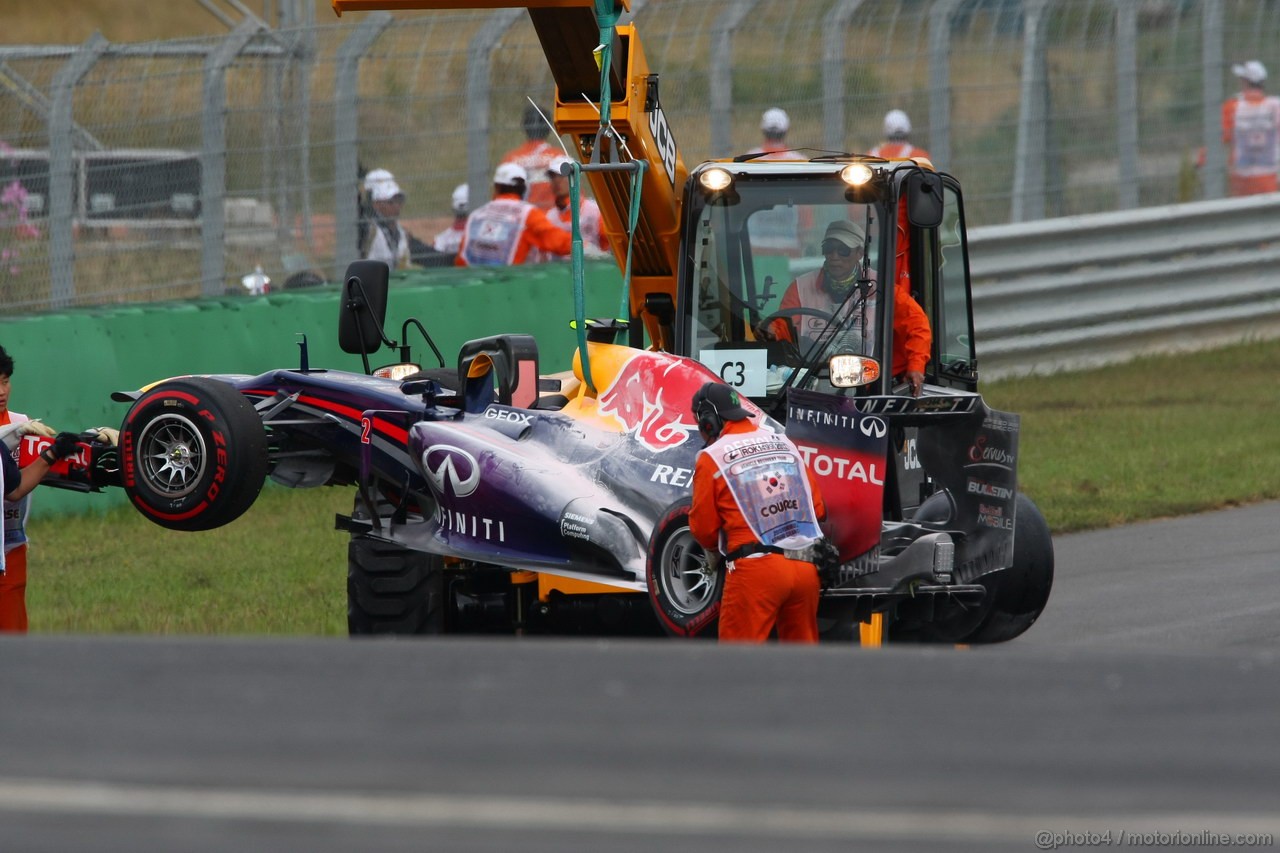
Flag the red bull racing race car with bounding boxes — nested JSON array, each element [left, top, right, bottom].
[[84, 215, 1051, 644], [47, 0, 1056, 644]]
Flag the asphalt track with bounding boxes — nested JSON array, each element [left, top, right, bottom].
[[1, 501, 1277, 852]]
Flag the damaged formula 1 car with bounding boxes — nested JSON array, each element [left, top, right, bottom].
[[101, 250, 1051, 644], [90, 0, 1054, 644]]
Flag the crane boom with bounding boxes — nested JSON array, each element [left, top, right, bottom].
[[332, 0, 688, 344]]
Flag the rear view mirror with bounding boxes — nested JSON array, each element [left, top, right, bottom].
[[906, 171, 944, 229], [338, 260, 389, 357], [828, 354, 881, 388]]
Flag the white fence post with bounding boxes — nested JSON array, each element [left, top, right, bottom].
[[1114, 0, 1139, 210], [202, 20, 262, 298], [1011, 0, 1051, 223], [465, 9, 523, 220], [1201, 0, 1226, 200], [821, 0, 865, 153], [48, 34, 107, 309], [710, 0, 758, 157], [332, 12, 391, 282]]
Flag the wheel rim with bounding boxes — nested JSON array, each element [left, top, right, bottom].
[[136, 413, 207, 499], [658, 526, 715, 615]]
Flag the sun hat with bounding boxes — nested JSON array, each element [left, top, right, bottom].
[[823, 220, 865, 250]]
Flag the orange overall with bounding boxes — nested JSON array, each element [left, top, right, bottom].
[[1222, 91, 1280, 196], [0, 544, 27, 632], [868, 141, 931, 161], [455, 193, 573, 266], [689, 419, 827, 643], [772, 268, 932, 378], [500, 139, 561, 211], [0, 410, 29, 632]]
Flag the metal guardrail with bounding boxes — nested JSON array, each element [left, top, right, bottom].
[[968, 193, 1280, 378]]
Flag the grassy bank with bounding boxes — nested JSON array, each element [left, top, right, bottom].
[[30, 485, 351, 636], [25, 337, 1280, 635], [983, 338, 1279, 532]]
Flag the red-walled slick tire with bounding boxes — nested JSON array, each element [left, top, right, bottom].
[[120, 377, 268, 532], [646, 498, 723, 638]]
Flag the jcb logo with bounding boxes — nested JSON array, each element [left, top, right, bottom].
[[902, 437, 921, 470], [648, 105, 678, 187]]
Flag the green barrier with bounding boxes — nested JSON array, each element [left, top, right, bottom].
[[0, 260, 625, 516]]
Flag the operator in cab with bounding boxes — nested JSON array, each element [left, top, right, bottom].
[[759, 219, 931, 396]]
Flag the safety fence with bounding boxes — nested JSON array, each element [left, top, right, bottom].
[[3, 0, 1280, 314]]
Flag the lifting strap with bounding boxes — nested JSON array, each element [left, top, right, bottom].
[[569, 0, 645, 394]]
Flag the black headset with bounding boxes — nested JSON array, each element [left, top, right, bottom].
[[693, 386, 724, 445]]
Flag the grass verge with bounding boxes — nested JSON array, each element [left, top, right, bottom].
[[983, 338, 1279, 532], [25, 337, 1280, 635], [29, 486, 351, 636]]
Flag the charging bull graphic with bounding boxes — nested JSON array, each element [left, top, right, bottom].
[[596, 351, 748, 452]]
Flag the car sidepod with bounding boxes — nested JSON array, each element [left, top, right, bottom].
[[406, 406, 701, 589]]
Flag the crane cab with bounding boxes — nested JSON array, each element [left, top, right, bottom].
[[673, 158, 979, 415]]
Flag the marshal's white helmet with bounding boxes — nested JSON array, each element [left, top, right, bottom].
[[450, 183, 469, 215], [883, 109, 912, 137], [761, 107, 790, 134]]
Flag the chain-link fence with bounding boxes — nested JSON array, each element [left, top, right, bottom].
[[1, 0, 1276, 312]]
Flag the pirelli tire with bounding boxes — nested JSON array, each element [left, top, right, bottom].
[[646, 498, 723, 638], [963, 492, 1054, 644], [120, 377, 267, 532], [347, 535, 445, 636], [904, 491, 1054, 644]]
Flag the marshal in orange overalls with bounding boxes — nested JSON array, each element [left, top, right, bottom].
[[689, 418, 827, 643]]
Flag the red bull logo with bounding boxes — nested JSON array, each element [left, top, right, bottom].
[[596, 353, 746, 452]]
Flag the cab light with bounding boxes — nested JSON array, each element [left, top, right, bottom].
[[699, 168, 734, 192], [828, 354, 880, 387], [840, 164, 875, 187]]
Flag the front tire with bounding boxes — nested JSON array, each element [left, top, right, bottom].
[[120, 377, 267, 531], [646, 499, 722, 638], [347, 536, 445, 635]]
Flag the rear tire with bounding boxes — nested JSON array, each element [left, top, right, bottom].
[[646, 499, 722, 638], [893, 492, 1053, 644], [347, 536, 445, 636], [120, 377, 267, 531], [964, 493, 1054, 643]]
